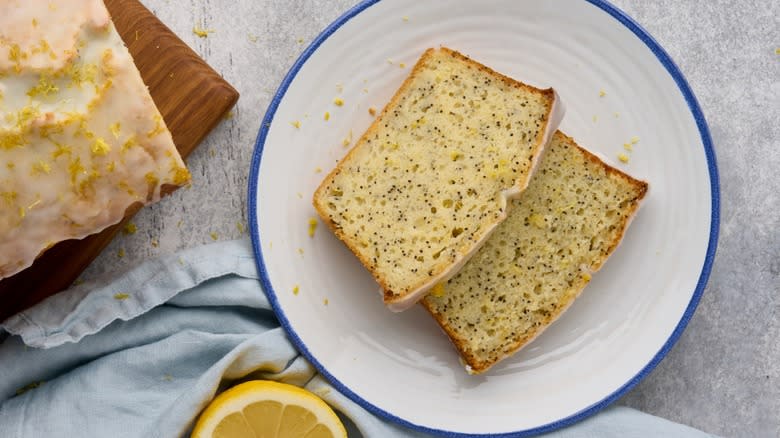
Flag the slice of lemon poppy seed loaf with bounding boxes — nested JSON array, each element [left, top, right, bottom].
[[313, 47, 563, 311], [422, 131, 648, 373]]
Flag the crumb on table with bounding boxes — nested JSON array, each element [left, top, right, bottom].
[[122, 222, 137, 235], [192, 25, 215, 38]]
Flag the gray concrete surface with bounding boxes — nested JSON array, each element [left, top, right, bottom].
[[82, 1, 779, 436]]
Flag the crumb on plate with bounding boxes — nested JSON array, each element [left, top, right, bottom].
[[308, 217, 318, 237], [342, 129, 353, 147]]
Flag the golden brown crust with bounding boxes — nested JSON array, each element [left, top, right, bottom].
[[422, 131, 649, 374], [159, 183, 184, 198], [313, 47, 557, 305]]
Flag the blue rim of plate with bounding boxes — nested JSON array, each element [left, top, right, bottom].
[[247, 0, 720, 436]]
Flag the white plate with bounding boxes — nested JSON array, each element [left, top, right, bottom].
[[248, 0, 719, 435]]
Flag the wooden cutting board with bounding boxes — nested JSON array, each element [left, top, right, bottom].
[[0, 0, 239, 321]]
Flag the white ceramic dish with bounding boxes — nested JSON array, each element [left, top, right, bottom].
[[248, 0, 719, 435]]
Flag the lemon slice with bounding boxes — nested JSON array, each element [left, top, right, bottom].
[[191, 380, 347, 438]]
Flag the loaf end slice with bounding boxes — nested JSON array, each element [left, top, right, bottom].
[[313, 47, 563, 311], [422, 131, 648, 373]]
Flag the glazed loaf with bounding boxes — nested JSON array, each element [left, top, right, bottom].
[[0, 0, 190, 279]]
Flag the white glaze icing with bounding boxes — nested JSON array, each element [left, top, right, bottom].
[[0, 0, 189, 279]]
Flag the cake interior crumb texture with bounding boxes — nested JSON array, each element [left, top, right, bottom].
[[314, 47, 556, 308], [423, 131, 648, 373]]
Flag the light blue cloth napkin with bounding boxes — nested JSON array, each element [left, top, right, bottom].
[[0, 239, 715, 437]]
